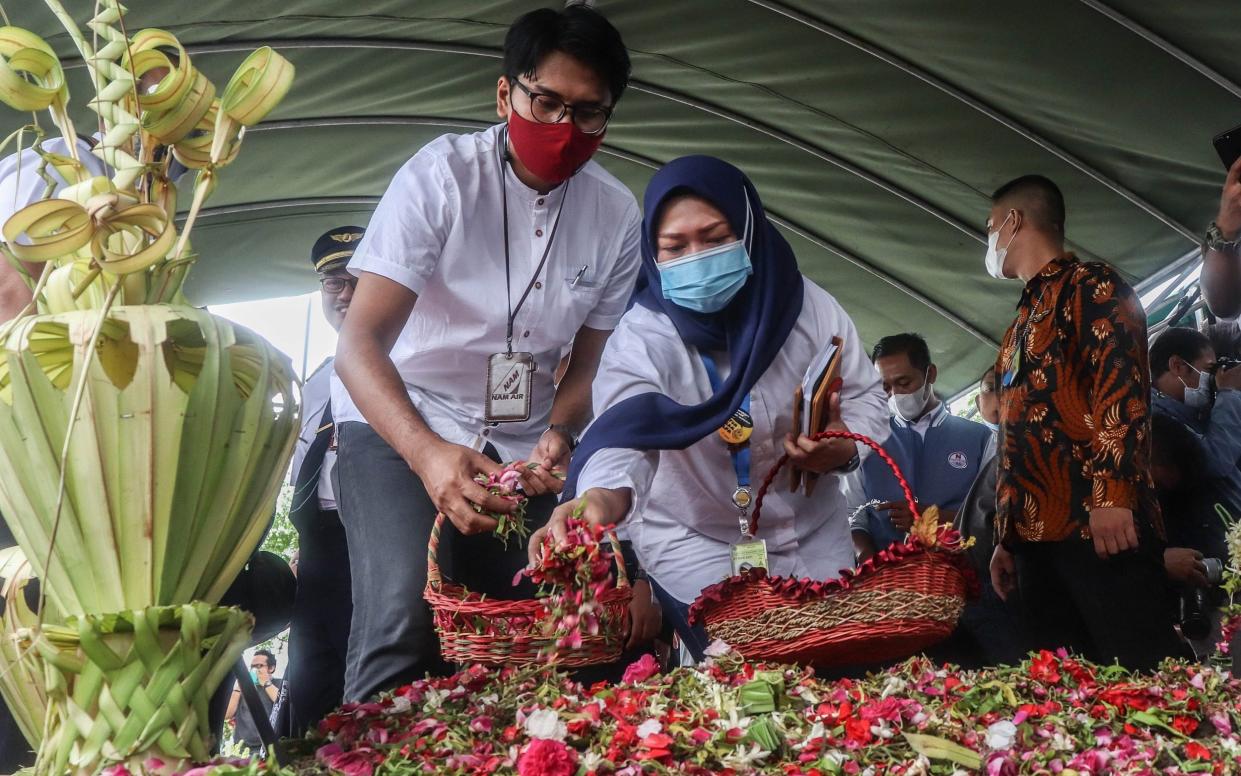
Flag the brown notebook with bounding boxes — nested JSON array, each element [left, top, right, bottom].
[[791, 336, 844, 495]]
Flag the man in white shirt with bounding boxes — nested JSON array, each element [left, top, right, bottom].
[[332, 5, 640, 701]]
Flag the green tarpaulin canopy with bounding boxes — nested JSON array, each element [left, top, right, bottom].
[[6, 0, 1239, 395]]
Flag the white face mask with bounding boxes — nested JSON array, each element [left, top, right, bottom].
[[888, 370, 935, 422], [1179, 363, 1213, 410], [984, 212, 1015, 280]]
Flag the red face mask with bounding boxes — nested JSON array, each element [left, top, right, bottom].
[[507, 110, 603, 185]]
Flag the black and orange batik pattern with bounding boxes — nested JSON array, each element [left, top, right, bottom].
[[994, 254, 1162, 545]]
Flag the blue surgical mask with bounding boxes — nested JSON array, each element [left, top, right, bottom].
[[658, 240, 753, 313], [983, 420, 1000, 432]]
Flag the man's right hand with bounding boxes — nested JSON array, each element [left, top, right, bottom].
[[1216, 364, 1241, 392], [1164, 547, 1209, 588], [990, 544, 1017, 601], [1218, 155, 1241, 239], [413, 441, 513, 535], [877, 500, 916, 533]]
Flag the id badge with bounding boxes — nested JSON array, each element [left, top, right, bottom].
[[485, 352, 536, 423], [730, 538, 769, 576]]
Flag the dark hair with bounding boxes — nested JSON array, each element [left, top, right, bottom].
[[991, 175, 1066, 234], [871, 333, 932, 372], [503, 5, 631, 104], [1149, 326, 1211, 379], [254, 649, 276, 670], [980, 365, 998, 388]]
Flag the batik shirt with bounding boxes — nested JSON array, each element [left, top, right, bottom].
[[995, 254, 1162, 545]]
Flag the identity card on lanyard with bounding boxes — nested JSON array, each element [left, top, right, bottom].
[[700, 354, 769, 575], [485, 129, 570, 423]]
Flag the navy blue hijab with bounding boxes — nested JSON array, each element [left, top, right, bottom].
[[564, 155, 805, 497]]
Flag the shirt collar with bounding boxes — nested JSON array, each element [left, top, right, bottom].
[[1016, 252, 1077, 308]]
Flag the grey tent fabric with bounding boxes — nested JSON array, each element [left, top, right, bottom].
[[5, 0, 1239, 394]]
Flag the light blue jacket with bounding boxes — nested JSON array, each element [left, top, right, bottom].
[[1151, 388, 1241, 507], [856, 404, 993, 550]]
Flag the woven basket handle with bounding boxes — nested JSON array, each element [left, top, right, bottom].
[[749, 429, 918, 536], [426, 511, 630, 591]]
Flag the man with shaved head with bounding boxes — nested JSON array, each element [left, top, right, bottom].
[[983, 174, 1185, 670]]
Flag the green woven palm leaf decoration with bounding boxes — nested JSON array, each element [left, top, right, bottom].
[[28, 604, 252, 775], [0, 305, 298, 615], [0, 546, 53, 750], [0, 0, 298, 771]]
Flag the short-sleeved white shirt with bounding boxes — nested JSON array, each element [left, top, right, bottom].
[[330, 124, 642, 462]]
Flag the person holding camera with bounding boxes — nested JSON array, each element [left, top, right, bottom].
[[1150, 327, 1241, 499], [1150, 413, 1236, 657]]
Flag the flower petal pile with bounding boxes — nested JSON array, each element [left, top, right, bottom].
[[182, 648, 1241, 775]]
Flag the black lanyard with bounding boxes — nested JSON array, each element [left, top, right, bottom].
[[498, 127, 571, 354]]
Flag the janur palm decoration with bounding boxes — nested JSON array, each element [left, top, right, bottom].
[[0, 1, 299, 772]]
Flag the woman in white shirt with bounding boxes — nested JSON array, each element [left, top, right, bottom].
[[535, 156, 889, 660]]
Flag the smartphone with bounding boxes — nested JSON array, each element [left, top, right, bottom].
[[1213, 123, 1241, 170]]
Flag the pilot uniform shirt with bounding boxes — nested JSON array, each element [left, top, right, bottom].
[[292, 358, 337, 511], [856, 403, 993, 550], [329, 124, 642, 461]]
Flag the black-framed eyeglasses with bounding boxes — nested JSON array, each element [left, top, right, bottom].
[[510, 78, 612, 135], [320, 275, 357, 294]]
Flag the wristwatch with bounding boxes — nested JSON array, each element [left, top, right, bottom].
[[1206, 221, 1241, 252], [546, 423, 578, 451], [835, 453, 861, 473]]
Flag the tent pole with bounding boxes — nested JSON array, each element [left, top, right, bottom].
[[300, 296, 311, 384]]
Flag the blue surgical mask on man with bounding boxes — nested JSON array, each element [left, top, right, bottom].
[[658, 240, 753, 313]]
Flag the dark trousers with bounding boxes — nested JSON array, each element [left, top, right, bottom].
[[930, 584, 1030, 669], [1013, 539, 1187, 671], [651, 580, 710, 663], [285, 508, 353, 736], [336, 422, 553, 702]]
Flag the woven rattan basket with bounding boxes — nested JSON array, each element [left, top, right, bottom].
[[690, 430, 970, 667], [425, 511, 632, 667]]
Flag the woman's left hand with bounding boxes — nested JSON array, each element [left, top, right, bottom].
[[783, 392, 856, 474]]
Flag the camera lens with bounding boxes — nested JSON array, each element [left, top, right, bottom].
[[1180, 588, 1211, 640], [1203, 557, 1224, 586]]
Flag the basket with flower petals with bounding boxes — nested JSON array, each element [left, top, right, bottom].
[[425, 471, 631, 667], [690, 430, 974, 667]]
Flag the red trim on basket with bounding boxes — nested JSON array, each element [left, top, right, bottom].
[[688, 529, 975, 625]]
